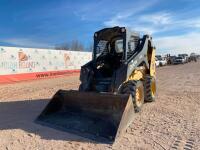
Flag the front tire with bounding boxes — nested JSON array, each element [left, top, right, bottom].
[[145, 75, 156, 102], [119, 80, 144, 113]]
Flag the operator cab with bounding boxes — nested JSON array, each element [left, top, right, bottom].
[[92, 26, 140, 92], [93, 27, 140, 75]]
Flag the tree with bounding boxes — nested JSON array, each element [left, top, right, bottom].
[[71, 40, 84, 51], [55, 40, 84, 51], [55, 42, 70, 50], [87, 43, 93, 52]]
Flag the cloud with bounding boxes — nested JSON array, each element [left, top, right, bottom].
[[104, 4, 200, 35], [180, 18, 200, 29], [72, 0, 159, 23], [103, 6, 200, 55], [155, 32, 200, 55], [1, 0, 200, 53], [1, 38, 52, 48], [104, 12, 172, 34], [139, 12, 172, 25], [104, 0, 158, 27]]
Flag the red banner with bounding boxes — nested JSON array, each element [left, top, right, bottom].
[[0, 70, 80, 84]]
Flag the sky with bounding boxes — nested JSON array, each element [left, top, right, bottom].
[[0, 0, 200, 54]]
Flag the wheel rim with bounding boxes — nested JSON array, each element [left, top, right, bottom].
[[151, 79, 156, 97], [135, 87, 143, 107]]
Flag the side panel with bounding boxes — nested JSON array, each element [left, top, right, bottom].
[[150, 47, 156, 77], [127, 67, 146, 81], [126, 38, 149, 79]]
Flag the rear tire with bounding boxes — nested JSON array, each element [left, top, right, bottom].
[[145, 76, 156, 102], [119, 80, 144, 113]]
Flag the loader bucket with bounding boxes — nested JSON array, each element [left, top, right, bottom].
[[36, 90, 135, 142]]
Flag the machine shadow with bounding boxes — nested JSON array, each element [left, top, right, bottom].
[[0, 99, 110, 144]]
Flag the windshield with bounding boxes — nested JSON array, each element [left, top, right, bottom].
[[96, 40, 108, 57], [156, 57, 162, 60], [176, 57, 183, 59], [115, 39, 123, 53], [95, 38, 124, 57]]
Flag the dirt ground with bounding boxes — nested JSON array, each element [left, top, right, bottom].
[[0, 61, 200, 150]]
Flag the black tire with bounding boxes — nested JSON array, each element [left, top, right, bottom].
[[159, 62, 162, 67], [119, 80, 144, 113], [145, 75, 156, 102]]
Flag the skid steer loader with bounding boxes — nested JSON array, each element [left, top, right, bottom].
[[36, 26, 156, 142]]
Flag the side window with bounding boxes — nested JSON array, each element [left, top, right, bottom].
[[128, 35, 139, 52], [115, 39, 123, 53], [128, 40, 135, 52]]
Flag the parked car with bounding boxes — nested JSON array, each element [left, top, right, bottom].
[[189, 53, 198, 62], [173, 56, 185, 64], [168, 56, 176, 64], [155, 57, 160, 67], [155, 56, 167, 67], [178, 54, 188, 63]]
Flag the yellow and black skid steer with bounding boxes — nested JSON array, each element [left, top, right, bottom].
[[36, 26, 156, 142]]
